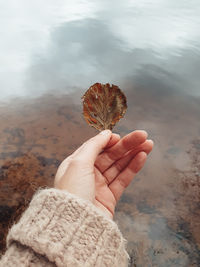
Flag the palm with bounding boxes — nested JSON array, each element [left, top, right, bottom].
[[94, 167, 117, 217], [93, 131, 153, 218], [55, 130, 153, 219]]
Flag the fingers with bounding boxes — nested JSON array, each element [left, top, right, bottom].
[[103, 139, 153, 184], [109, 151, 147, 202], [105, 133, 120, 148], [72, 130, 112, 165], [106, 130, 148, 160], [55, 131, 119, 184], [71, 132, 119, 158], [95, 130, 148, 172]]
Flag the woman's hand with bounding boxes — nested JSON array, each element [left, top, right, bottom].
[[54, 130, 153, 219]]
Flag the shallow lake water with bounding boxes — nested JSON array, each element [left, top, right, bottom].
[[0, 0, 200, 266]]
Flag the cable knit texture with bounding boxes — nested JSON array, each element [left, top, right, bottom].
[[0, 188, 129, 266]]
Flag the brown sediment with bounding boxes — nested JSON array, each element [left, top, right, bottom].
[[114, 85, 200, 266], [169, 140, 200, 247], [0, 93, 97, 252], [0, 88, 200, 265], [0, 154, 48, 251]]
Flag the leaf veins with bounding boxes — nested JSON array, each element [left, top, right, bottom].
[[82, 83, 127, 131]]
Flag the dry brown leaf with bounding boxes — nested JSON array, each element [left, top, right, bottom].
[[82, 83, 127, 131]]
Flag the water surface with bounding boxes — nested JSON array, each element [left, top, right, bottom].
[[0, 1, 200, 266]]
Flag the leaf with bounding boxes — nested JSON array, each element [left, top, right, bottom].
[[82, 83, 127, 131]]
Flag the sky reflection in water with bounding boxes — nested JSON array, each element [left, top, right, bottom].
[[0, 0, 200, 99], [0, 1, 200, 265]]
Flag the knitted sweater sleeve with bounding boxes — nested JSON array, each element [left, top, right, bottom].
[[0, 188, 129, 267]]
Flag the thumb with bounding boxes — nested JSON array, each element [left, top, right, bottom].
[[75, 130, 112, 165]]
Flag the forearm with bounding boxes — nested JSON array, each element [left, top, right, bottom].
[[0, 189, 128, 267]]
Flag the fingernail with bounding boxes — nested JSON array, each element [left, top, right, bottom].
[[140, 130, 148, 138], [100, 130, 111, 135], [148, 139, 154, 145]]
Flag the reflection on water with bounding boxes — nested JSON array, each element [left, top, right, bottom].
[[0, 0, 200, 265], [1, 0, 200, 99]]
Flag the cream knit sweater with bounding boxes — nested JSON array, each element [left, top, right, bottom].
[[0, 188, 129, 266]]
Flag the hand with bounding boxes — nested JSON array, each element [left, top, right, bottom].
[[54, 130, 153, 219]]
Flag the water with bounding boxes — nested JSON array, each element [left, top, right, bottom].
[[1, 0, 200, 99], [0, 0, 200, 265]]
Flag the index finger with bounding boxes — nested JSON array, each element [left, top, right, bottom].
[[95, 130, 148, 172]]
